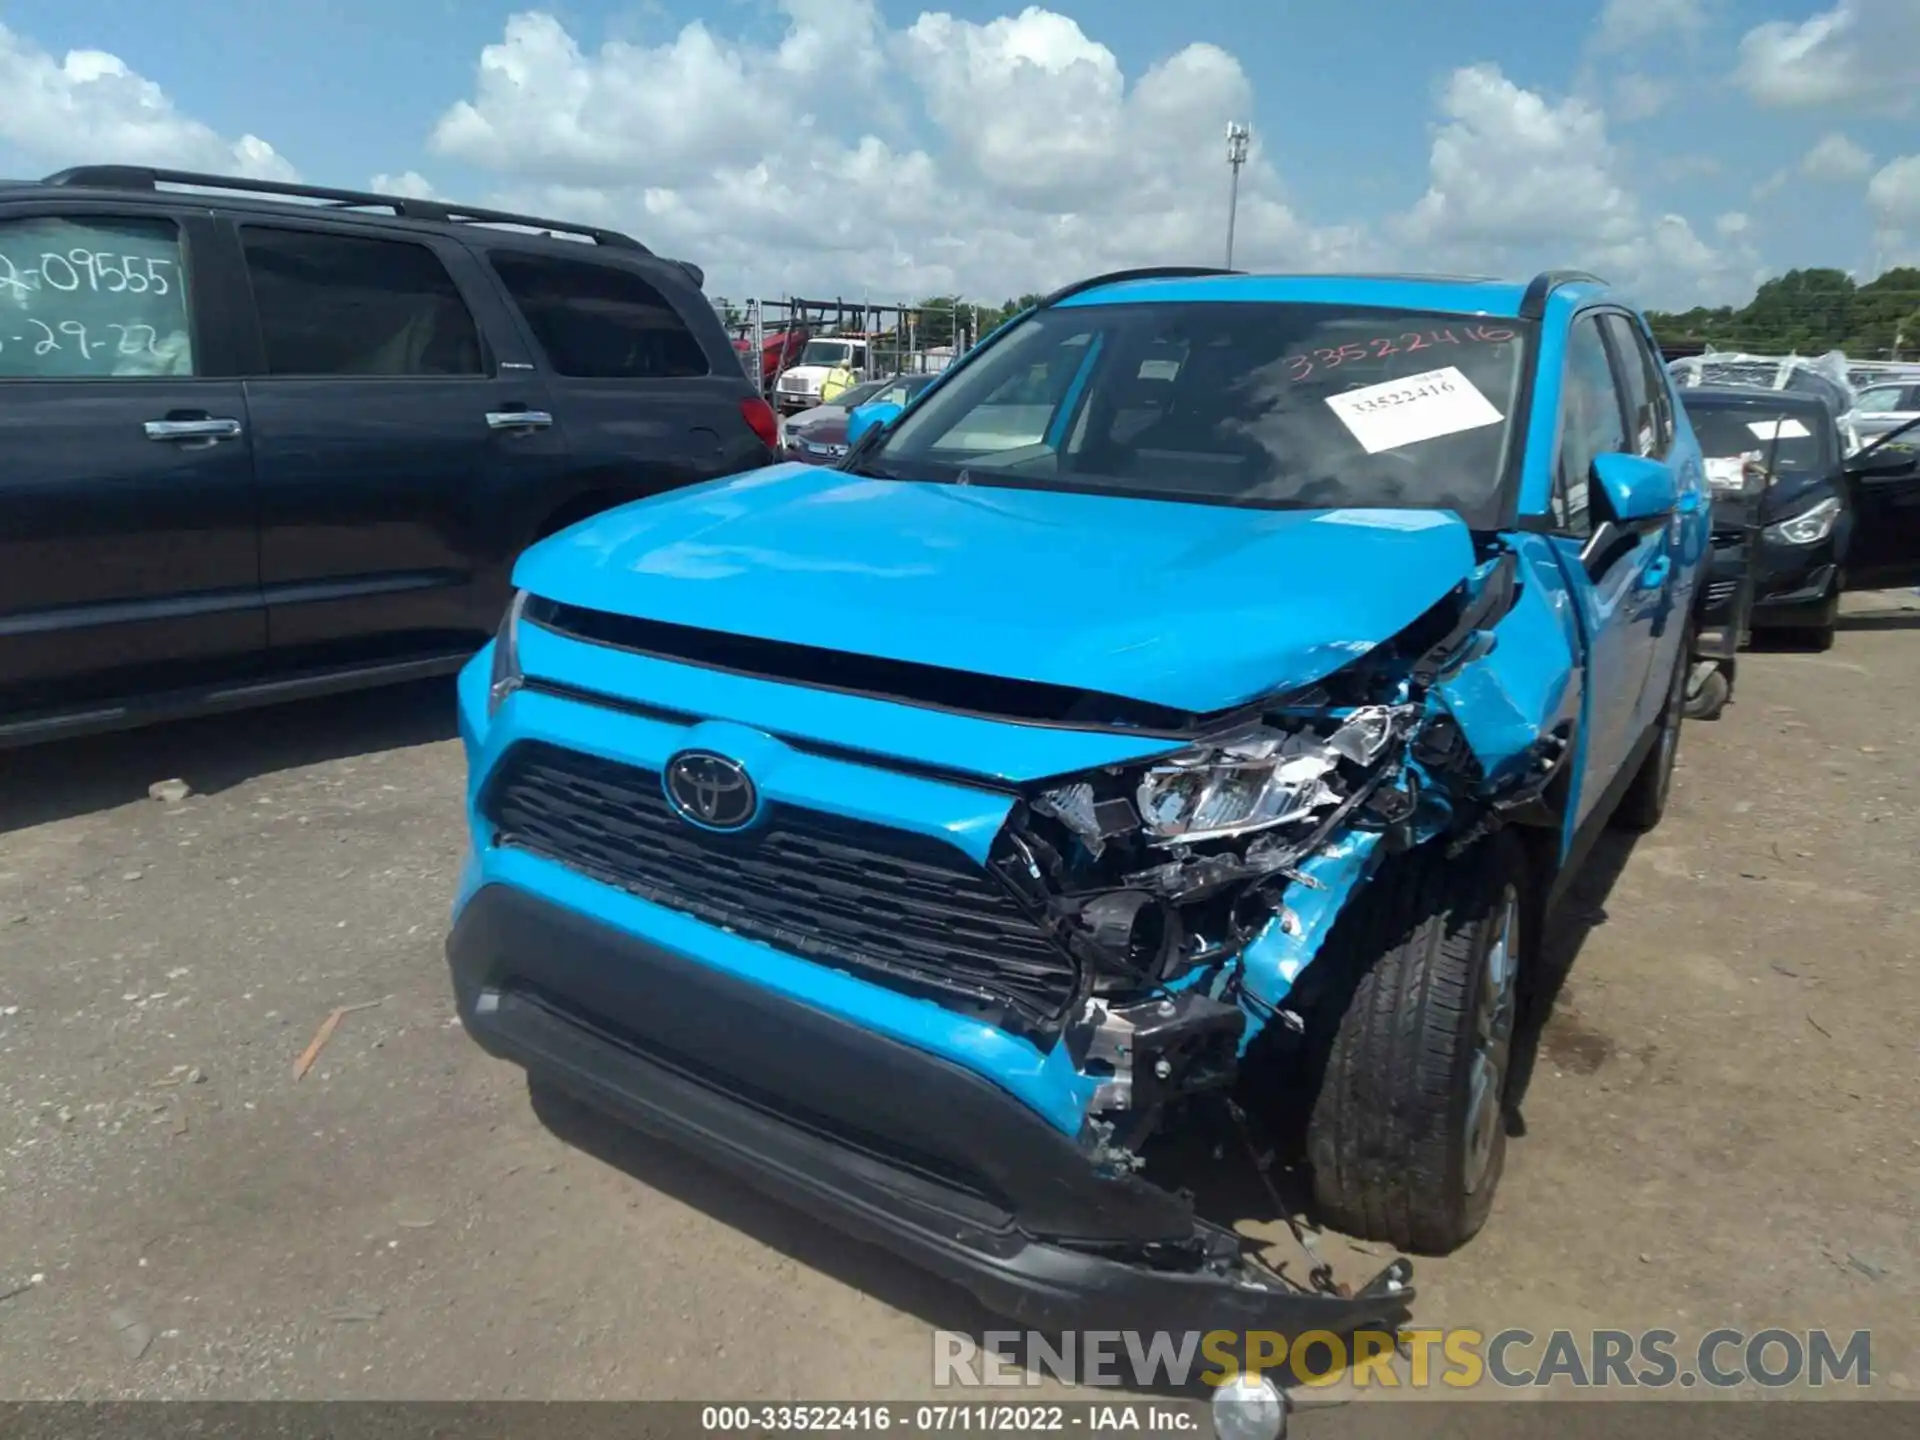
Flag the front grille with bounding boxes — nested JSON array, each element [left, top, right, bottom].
[[1705, 578, 1740, 608], [484, 742, 1079, 1031]]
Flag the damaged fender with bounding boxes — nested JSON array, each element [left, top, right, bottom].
[[1234, 829, 1385, 1037], [1433, 543, 1583, 794], [1040, 540, 1588, 1093]]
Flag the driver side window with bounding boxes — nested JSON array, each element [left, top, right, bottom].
[[1553, 315, 1628, 537]]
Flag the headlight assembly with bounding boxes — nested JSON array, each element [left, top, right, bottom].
[[488, 589, 529, 714], [1038, 706, 1400, 851], [1764, 495, 1840, 546]]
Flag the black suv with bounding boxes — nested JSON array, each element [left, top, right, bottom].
[[0, 165, 777, 747]]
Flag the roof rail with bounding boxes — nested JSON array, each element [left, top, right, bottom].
[[1039, 266, 1243, 309], [1519, 269, 1606, 320], [38, 165, 652, 253]]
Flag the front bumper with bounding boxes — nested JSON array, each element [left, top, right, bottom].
[[449, 882, 1414, 1333], [1751, 548, 1839, 628]]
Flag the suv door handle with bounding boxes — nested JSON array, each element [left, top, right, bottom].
[[145, 417, 242, 442], [486, 410, 554, 431]]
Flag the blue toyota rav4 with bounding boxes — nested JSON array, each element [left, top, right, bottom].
[[448, 268, 1707, 1333]]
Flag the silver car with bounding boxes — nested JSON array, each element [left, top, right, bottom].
[[1846, 378, 1920, 445]]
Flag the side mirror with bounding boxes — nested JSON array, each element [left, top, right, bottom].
[[1590, 451, 1677, 523], [846, 400, 904, 448]]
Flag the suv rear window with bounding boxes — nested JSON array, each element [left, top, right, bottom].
[[490, 252, 709, 380], [241, 227, 484, 377]]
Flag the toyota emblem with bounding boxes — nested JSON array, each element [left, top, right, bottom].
[[662, 750, 758, 831]]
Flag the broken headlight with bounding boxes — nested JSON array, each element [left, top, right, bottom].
[[1133, 708, 1395, 845], [1038, 706, 1399, 851]]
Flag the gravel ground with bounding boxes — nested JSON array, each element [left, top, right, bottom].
[[1, 592, 1916, 1407]]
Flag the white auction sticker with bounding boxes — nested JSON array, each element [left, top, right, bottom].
[[1324, 366, 1504, 454], [1748, 417, 1811, 439]]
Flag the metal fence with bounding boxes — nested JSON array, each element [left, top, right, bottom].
[[712, 296, 990, 397]]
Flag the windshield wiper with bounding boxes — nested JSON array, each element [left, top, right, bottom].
[[842, 454, 910, 480]]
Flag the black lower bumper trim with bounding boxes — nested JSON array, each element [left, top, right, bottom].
[[448, 884, 1414, 1333]]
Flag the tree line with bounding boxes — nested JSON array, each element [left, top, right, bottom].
[[1637, 267, 1919, 359]]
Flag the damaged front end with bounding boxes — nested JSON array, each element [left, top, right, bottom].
[[460, 510, 1585, 1333], [984, 541, 1579, 1282]]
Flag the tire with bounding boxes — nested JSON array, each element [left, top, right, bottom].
[[1612, 630, 1688, 833], [1682, 664, 1730, 721], [1304, 833, 1527, 1254]]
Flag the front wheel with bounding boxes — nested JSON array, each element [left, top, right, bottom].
[[1304, 833, 1528, 1254]]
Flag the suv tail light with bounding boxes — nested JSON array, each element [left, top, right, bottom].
[[740, 397, 780, 452]]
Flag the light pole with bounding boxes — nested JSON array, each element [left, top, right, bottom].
[[1224, 122, 1250, 269]]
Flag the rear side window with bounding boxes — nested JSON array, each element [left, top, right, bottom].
[[490, 252, 710, 379], [0, 214, 193, 378], [1600, 313, 1670, 458], [1555, 315, 1629, 535], [241, 227, 484, 377]]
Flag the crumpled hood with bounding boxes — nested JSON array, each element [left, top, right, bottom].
[[515, 465, 1481, 714]]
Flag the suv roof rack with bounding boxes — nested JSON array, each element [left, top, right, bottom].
[[39, 165, 653, 253], [1519, 269, 1606, 319], [1038, 266, 1243, 309]]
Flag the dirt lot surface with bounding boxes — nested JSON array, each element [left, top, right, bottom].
[[2, 593, 1916, 1411]]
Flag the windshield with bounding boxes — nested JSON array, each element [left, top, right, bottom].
[[799, 340, 854, 366], [1685, 401, 1833, 474], [862, 302, 1533, 514]]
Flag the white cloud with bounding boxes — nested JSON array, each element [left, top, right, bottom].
[[1801, 132, 1873, 181], [1867, 155, 1920, 226], [419, 14, 1747, 308], [428, 5, 887, 191], [1867, 157, 1920, 271], [424, 4, 1379, 300], [0, 19, 295, 180], [1394, 64, 1753, 305], [1595, 0, 1708, 50], [370, 170, 439, 199], [1, 7, 1760, 313], [1735, 0, 1920, 112], [1610, 73, 1672, 121]]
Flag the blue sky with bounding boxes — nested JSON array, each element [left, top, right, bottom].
[[2, 0, 1916, 307]]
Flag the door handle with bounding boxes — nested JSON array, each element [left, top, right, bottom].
[[1639, 552, 1672, 590], [145, 417, 242, 442], [486, 410, 554, 431]]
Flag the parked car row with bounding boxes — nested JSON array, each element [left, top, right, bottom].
[[1671, 383, 1920, 667]]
